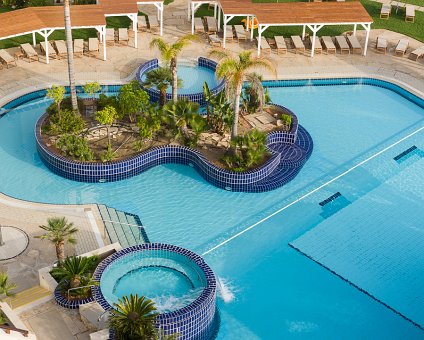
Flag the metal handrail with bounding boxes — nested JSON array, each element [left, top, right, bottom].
[[67, 284, 97, 300]]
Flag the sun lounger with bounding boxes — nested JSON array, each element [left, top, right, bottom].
[[20, 43, 39, 62], [376, 36, 388, 53], [138, 15, 147, 31], [291, 36, 305, 54], [194, 17, 204, 34], [310, 36, 322, 54], [258, 37, 271, 54], [347, 35, 362, 54], [409, 46, 424, 61], [73, 39, 84, 57], [148, 15, 159, 31], [54, 40, 67, 59], [274, 36, 287, 54], [395, 39, 409, 56], [40, 41, 58, 60], [205, 16, 217, 34], [321, 36, 336, 54], [405, 5, 415, 22], [335, 36, 350, 54], [225, 25, 234, 41], [0, 49, 17, 68], [380, 3, 391, 19], [208, 34, 221, 47], [88, 38, 99, 57], [105, 28, 115, 46], [234, 25, 247, 41], [118, 28, 129, 45]]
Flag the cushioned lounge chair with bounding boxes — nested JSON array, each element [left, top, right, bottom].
[[73, 39, 84, 57], [225, 25, 234, 42], [274, 36, 287, 54], [409, 46, 424, 61], [395, 39, 409, 56], [205, 16, 217, 34], [88, 38, 100, 57], [258, 37, 271, 54], [105, 28, 115, 46], [380, 3, 391, 19], [335, 36, 350, 54], [194, 17, 204, 34], [376, 36, 388, 54], [118, 28, 129, 46], [54, 40, 67, 59], [20, 43, 39, 62], [310, 36, 322, 54], [291, 36, 305, 54], [0, 49, 17, 68], [208, 34, 221, 47], [138, 15, 147, 31], [40, 41, 58, 60], [148, 15, 159, 31], [405, 5, 415, 22], [234, 25, 247, 41], [321, 36, 336, 54], [347, 35, 362, 54]]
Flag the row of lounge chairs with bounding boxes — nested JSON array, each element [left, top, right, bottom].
[[380, 3, 415, 22], [376, 36, 424, 60], [104, 28, 129, 46]]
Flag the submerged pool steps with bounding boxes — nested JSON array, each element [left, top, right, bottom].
[[319, 192, 351, 219], [393, 145, 423, 164], [98, 205, 149, 248]]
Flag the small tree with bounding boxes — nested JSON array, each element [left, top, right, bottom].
[[83, 81, 101, 99], [0, 272, 16, 299], [118, 81, 150, 123], [47, 85, 66, 114], [137, 105, 161, 141], [35, 217, 78, 261], [163, 99, 199, 143], [95, 105, 118, 146], [203, 82, 233, 134]]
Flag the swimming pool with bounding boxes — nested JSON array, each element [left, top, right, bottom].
[[1, 79, 423, 338]]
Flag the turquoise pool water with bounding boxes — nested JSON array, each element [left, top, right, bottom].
[[140, 64, 218, 94], [2, 82, 424, 338]]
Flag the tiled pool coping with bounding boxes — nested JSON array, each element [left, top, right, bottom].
[[92, 243, 217, 340]]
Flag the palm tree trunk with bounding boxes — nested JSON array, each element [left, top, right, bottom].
[[56, 241, 65, 261], [159, 87, 166, 107], [70, 276, 81, 289], [231, 83, 242, 139], [171, 58, 178, 102], [64, 0, 78, 113]]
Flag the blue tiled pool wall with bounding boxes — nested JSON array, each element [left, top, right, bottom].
[[135, 57, 226, 107], [92, 243, 217, 340], [54, 284, 94, 309], [35, 109, 310, 192]]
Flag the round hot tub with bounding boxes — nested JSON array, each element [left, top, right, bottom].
[[93, 243, 217, 339]]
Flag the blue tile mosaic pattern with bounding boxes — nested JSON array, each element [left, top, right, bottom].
[[35, 105, 313, 192], [54, 285, 94, 309], [92, 243, 217, 340], [135, 57, 226, 106]]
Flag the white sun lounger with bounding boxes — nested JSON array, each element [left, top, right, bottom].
[[54, 40, 67, 59], [88, 38, 99, 57], [291, 36, 305, 54], [347, 35, 362, 54], [0, 49, 17, 68], [208, 34, 221, 47], [205, 16, 217, 34], [234, 25, 247, 41], [194, 17, 204, 33], [405, 5, 415, 22], [395, 39, 409, 56], [225, 25, 234, 41], [73, 39, 84, 57], [118, 28, 129, 45], [258, 37, 271, 54], [409, 46, 424, 61], [148, 15, 159, 31], [321, 36, 336, 54], [380, 3, 391, 19], [335, 36, 350, 54], [138, 15, 147, 31], [105, 28, 115, 46], [376, 36, 388, 53], [310, 36, 322, 54], [274, 36, 287, 54], [40, 41, 58, 60], [20, 43, 39, 62]]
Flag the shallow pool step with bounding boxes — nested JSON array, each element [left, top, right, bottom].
[[393, 145, 423, 164]]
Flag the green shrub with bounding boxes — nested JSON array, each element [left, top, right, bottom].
[[48, 109, 85, 134], [97, 93, 119, 111], [137, 106, 161, 140], [57, 135, 93, 161], [100, 144, 115, 162], [280, 113, 292, 130], [27, 0, 51, 6]]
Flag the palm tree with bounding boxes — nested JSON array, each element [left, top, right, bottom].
[[64, 0, 78, 112], [209, 49, 276, 139], [109, 294, 159, 340], [50, 256, 97, 289], [0, 272, 16, 299], [163, 99, 199, 141], [35, 217, 78, 261], [143, 67, 173, 107], [150, 34, 199, 102]]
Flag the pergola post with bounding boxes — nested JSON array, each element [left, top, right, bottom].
[[250, 16, 254, 40], [214, 3, 217, 18], [32, 32, 36, 47], [302, 25, 306, 39], [153, 2, 164, 36], [223, 15, 234, 48], [217, 6, 221, 32], [257, 24, 268, 56], [191, 2, 202, 34], [39, 28, 54, 64], [102, 26, 107, 60], [132, 14, 138, 48], [353, 24, 357, 36], [308, 24, 323, 58], [362, 23, 371, 56]]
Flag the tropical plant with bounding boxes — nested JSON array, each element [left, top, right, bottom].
[[143, 67, 174, 107], [100, 143, 115, 162], [47, 108, 85, 134], [203, 82, 233, 134], [118, 81, 150, 122], [57, 134, 94, 161], [137, 105, 161, 140], [209, 49, 276, 139], [150, 34, 199, 101], [223, 129, 269, 171], [95, 105, 118, 145], [83, 81, 101, 99], [35, 217, 78, 261], [279, 113, 292, 131], [186, 113, 207, 147], [108, 294, 159, 340], [47, 85, 66, 114], [0, 272, 16, 299], [241, 72, 271, 114], [97, 93, 119, 111]]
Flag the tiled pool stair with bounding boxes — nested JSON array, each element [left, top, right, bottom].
[[98, 205, 149, 247]]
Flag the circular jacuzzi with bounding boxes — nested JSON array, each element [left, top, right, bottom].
[[93, 243, 217, 339], [136, 57, 225, 106]]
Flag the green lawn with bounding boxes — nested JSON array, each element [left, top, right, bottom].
[[0, 5, 13, 13]]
